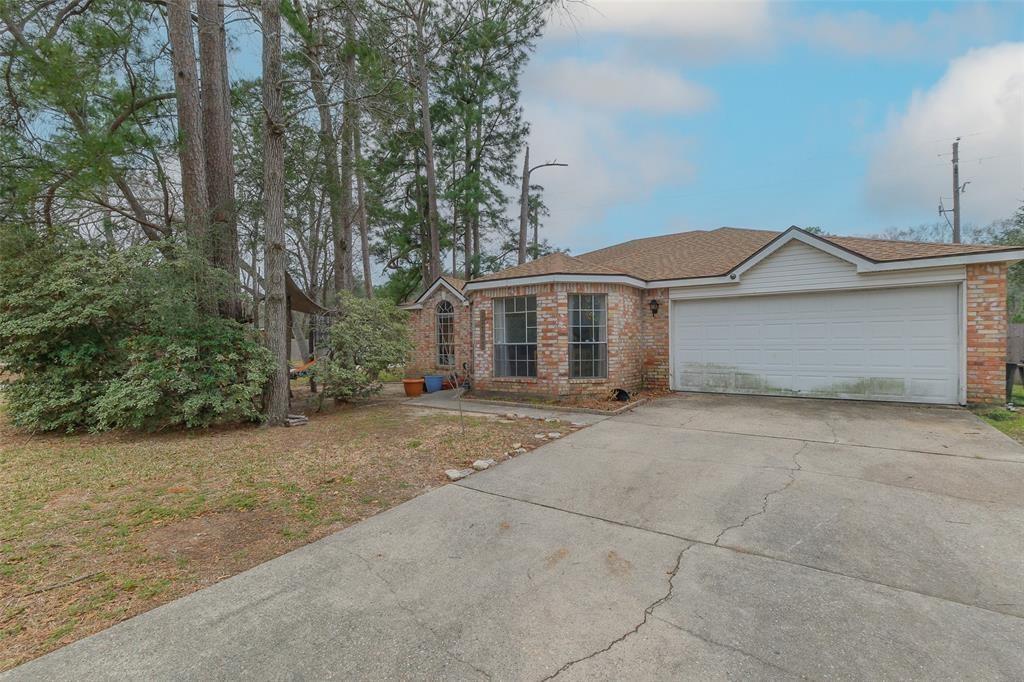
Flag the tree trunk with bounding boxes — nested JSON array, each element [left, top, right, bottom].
[[167, 0, 212, 268], [414, 15, 441, 281], [198, 0, 241, 319], [339, 6, 356, 291], [354, 116, 373, 297], [471, 116, 482, 276], [261, 0, 289, 426], [298, 3, 347, 302], [518, 145, 529, 264], [463, 120, 472, 280]]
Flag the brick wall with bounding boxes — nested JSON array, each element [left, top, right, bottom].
[[405, 287, 471, 378], [641, 287, 670, 390], [470, 282, 644, 397], [966, 262, 1008, 404]]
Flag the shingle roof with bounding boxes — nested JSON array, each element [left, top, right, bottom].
[[823, 235, 1017, 262], [577, 228, 777, 280], [472, 251, 630, 282], [471, 227, 1020, 284], [439, 274, 466, 291]]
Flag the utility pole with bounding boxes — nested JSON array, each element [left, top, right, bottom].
[[952, 137, 961, 244], [518, 145, 567, 264]]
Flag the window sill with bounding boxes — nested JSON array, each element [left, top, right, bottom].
[[491, 376, 538, 383], [568, 378, 608, 384]]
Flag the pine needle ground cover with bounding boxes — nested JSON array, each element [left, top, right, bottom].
[[0, 394, 578, 671]]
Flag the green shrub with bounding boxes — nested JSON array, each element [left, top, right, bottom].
[[317, 293, 412, 400], [0, 229, 274, 431]]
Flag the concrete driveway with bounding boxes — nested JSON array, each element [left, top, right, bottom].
[[7, 394, 1024, 680]]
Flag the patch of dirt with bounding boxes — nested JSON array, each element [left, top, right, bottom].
[[140, 511, 290, 586]]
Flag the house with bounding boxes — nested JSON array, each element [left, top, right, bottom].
[[401, 226, 1024, 405]]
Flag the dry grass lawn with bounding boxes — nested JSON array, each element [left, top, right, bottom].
[[0, 387, 579, 671]]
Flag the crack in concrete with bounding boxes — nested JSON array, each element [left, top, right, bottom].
[[339, 547, 493, 680], [712, 444, 807, 547], [649, 614, 806, 678], [824, 416, 839, 444], [539, 545, 693, 681]]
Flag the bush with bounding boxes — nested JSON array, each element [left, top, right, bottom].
[[0, 229, 274, 431], [317, 293, 412, 400]]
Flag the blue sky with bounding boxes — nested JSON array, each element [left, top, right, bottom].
[[523, 0, 1024, 253]]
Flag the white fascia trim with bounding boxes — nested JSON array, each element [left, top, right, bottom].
[[413, 277, 468, 305], [857, 250, 1024, 272], [648, 275, 735, 288], [464, 273, 646, 291]]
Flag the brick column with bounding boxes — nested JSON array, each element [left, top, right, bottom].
[[966, 263, 1007, 404], [641, 288, 670, 390]]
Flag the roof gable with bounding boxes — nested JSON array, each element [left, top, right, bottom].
[[403, 275, 468, 309]]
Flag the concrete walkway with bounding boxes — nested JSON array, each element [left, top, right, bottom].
[[7, 393, 1024, 680], [403, 388, 609, 424]]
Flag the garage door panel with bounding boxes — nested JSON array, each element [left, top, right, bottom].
[[672, 285, 960, 404]]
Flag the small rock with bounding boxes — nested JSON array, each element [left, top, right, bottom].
[[514, 447, 528, 455], [473, 458, 497, 471], [504, 412, 517, 420], [445, 468, 474, 481], [511, 442, 523, 450], [547, 432, 561, 439], [534, 433, 548, 440], [570, 421, 586, 428], [545, 417, 560, 423], [498, 419, 516, 424]]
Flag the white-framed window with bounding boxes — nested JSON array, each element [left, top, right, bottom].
[[493, 295, 537, 377], [436, 300, 455, 366], [569, 294, 607, 379]]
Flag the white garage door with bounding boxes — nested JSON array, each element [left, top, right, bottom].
[[672, 285, 961, 404]]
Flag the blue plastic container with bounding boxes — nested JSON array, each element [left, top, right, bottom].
[[423, 375, 444, 393]]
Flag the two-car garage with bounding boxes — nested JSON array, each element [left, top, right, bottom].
[[668, 237, 966, 405], [671, 284, 962, 404]]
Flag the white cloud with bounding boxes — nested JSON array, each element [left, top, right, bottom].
[[524, 58, 714, 115], [522, 100, 695, 250], [545, 0, 773, 60], [865, 43, 1024, 225], [791, 4, 1003, 59]]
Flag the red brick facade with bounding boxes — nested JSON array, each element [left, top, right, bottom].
[[405, 265, 1011, 405], [966, 262, 1008, 404], [469, 283, 645, 397], [405, 286, 471, 378]]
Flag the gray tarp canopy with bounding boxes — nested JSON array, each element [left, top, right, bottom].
[[286, 273, 330, 315]]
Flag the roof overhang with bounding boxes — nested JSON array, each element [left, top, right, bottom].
[[400, 276, 469, 309]]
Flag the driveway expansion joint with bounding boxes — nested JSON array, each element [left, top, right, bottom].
[[539, 545, 693, 681], [629, 419, 1024, 464], [456, 484, 1024, 620]]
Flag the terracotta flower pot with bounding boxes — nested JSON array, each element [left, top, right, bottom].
[[402, 378, 425, 397]]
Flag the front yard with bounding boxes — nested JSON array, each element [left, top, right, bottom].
[[0, 390, 576, 671]]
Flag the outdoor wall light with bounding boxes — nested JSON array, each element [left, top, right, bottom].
[[649, 299, 660, 316]]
